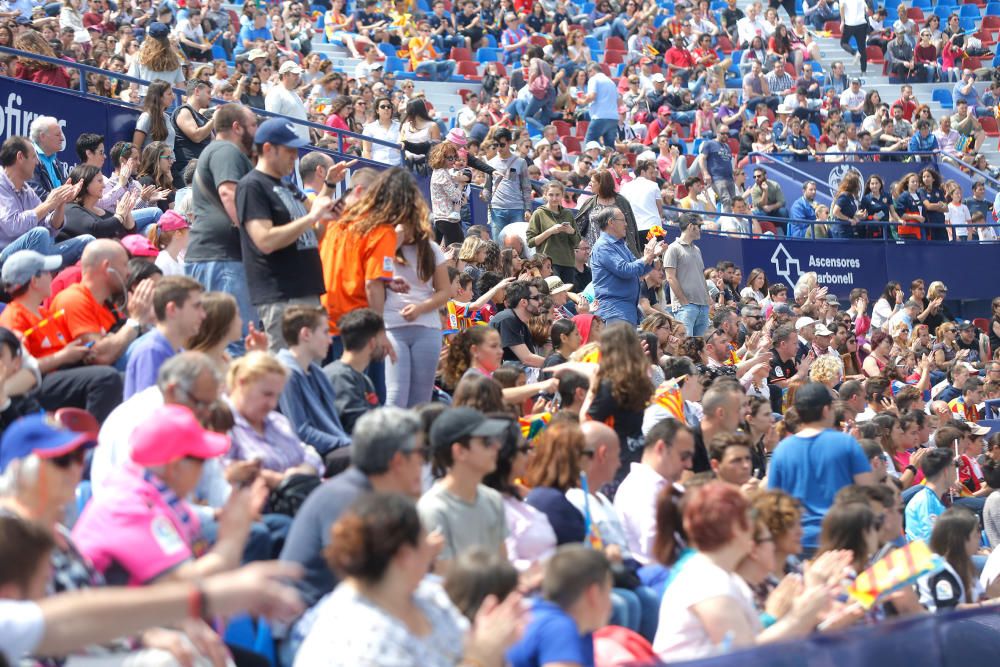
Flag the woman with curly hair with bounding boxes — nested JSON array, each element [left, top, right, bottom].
[[133, 80, 176, 150], [585, 323, 655, 476], [321, 168, 428, 341], [808, 355, 843, 394], [751, 490, 803, 579], [12, 30, 71, 87], [443, 327, 557, 404], [127, 23, 184, 95]]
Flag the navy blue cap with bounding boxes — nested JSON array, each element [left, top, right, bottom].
[[254, 117, 310, 149], [147, 21, 170, 39], [0, 414, 94, 473]]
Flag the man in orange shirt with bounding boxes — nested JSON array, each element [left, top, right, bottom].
[[51, 239, 157, 370], [0, 249, 126, 421], [408, 20, 456, 81]]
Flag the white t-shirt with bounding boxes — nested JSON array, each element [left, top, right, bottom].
[[841, 0, 867, 26], [0, 600, 45, 662], [946, 202, 972, 239], [497, 222, 534, 259], [362, 120, 403, 166], [653, 552, 761, 662], [840, 88, 866, 109], [383, 243, 447, 331], [154, 250, 185, 276], [719, 215, 751, 236], [265, 86, 310, 142], [620, 177, 662, 231]]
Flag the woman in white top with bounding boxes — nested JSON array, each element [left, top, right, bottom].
[[149, 210, 190, 277], [482, 416, 557, 572], [384, 203, 452, 408], [870, 280, 904, 331], [362, 96, 403, 166], [294, 493, 500, 667], [400, 98, 441, 163], [922, 507, 1000, 613], [740, 268, 768, 304], [653, 482, 829, 662], [59, 0, 90, 44]]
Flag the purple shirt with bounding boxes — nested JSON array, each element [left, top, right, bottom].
[[0, 169, 56, 250], [224, 396, 324, 473], [123, 328, 177, 400]]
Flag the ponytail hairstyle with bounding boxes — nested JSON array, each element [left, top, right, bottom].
[[146, 222, 186, 250]]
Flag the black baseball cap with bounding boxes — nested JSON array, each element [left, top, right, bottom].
[[794, 382, 834, 413], [430, 407, 510, 452]]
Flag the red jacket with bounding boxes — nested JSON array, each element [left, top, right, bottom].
[[13, 61, 71, 88]]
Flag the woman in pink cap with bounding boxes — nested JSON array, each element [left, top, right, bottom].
[[148, 210, 191, 277]]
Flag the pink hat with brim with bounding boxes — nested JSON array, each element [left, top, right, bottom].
[[159, 210, 190, 232], [446, 128, 468, 146], [130, 405, 230, 467], [121, 235, 159, 258]]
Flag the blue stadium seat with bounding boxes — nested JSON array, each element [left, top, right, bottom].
[[933, 88, 953, 109], [911, 0, 930, 8], [988, 1, 1000, 15], [585, 35, 600, 51], [476, 46, 500, 61], [383, 55, 407, 73], [377, 42, 397, 58], [484, 33, 497, 47], [960, 2, 980, 15], [885, 8, 899, 21], [581, 2, 595, 12], [653, 13, 668, 26], [933, 6, 952, 18], [959, 17, 977, 31], [937, 0, 957, 6], [993, 52, 1000, 66]]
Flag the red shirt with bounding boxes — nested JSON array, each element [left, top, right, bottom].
[[893, 97, 916, 121], [665, 46, 695, 70], [12, 62, 71, 88]]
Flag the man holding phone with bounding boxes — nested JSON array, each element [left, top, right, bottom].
[[484, 128, 532, 240]]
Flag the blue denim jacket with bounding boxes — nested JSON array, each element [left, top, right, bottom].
[[591, 232, 652, 325]]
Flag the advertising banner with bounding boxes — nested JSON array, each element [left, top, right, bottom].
[[1, 78, 138, 168]]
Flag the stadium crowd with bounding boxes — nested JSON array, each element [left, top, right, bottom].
[[3, 0, 1000, 664]]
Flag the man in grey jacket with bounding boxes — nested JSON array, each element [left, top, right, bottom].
[[484, 128, 533, 239]]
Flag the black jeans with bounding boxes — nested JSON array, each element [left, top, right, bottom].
[[434, 218, 465, 246], [841, 23, 869, 73], [38, 365, 123, 423]]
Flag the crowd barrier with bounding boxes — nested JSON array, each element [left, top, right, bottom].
[[668, 606, 1000, 667]]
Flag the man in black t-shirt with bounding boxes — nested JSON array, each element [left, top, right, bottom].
[[489, 280, 545, 368], [768, 323, 804, 413], [236, 118, 346, 352]]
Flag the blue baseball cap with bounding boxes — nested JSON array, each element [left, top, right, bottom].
[[254, 118, 310, 149], [147, 21, 170, 39], [0, 414, 95, 473]]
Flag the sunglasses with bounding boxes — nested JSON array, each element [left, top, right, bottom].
[[50, 448, 87, 469], [378, 104, 392, 109]]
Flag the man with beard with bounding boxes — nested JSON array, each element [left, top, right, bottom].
[[51, 239, 157, 369], [489, 280, 546, 367], [739, 304, 764, 347], [184, 103, 259, 355]]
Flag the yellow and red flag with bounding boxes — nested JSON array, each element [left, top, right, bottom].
[[847, 541, 944, 609]]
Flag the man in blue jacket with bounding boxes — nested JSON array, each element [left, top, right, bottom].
[[591, 207, 665, 326], [277, 305, 352, 476], [788, 181, 819, 238]]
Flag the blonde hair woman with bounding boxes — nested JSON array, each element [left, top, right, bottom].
[[808, 355, 843, 392], [459, 236, 488, 283], [225, 352, 323, 486]]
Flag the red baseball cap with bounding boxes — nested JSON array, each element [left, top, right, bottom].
[[130, 405, 229, 467]]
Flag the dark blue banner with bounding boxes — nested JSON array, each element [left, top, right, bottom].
[[667, 606, 1000, 667], [1, 78, 138, 167]]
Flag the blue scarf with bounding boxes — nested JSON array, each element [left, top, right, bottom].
[[34, 144, 62, 188]]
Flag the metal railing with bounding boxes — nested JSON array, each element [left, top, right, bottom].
[[0, 44, 403, 155]]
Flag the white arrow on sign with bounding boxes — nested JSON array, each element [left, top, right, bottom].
[[770, 243, 801, 288]]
